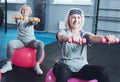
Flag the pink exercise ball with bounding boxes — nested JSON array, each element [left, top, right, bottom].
[[12, 47, 45, 68], [45, 68, 98, 82], [45, 68, 56, 82], [0, 72, 1, 81]]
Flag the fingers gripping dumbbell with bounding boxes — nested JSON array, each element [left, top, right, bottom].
[[13, 15, 40, 23], [13, 15, 24, 20], [101, 37, 119, 44], [29, 18, 40, 23], [68, 37, 86, 44]]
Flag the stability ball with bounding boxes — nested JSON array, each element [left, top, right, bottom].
[[45, 68, 98, 82], [45, 68, 56, 82], [0, 72, 1, 81], [12, 47, 45, 68]]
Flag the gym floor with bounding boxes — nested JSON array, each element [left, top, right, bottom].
[[0, 28, 120, 82], [0, 27, 57, 61]]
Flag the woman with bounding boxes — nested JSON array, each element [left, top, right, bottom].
[[0, 4, 44, 75], [53, 8, 118, 82]]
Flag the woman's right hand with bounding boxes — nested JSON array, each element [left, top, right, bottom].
[[71, 35, 86, 45], [72, 34, 81, 43], [13, 15, 23, 20]]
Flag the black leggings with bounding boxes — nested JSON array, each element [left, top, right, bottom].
[[53, 63, 110, 82]]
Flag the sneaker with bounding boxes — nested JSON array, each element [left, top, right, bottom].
[[34, 64, 43, 75], [0, 61, 12, 73]]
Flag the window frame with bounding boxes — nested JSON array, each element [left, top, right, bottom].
[[52, 0, 93, 5], [1, 0, 26, 4]]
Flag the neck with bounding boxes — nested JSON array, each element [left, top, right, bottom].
[[23, 16, 29, 18], [23, 16, 29, 20], [71, 28, 80, 33]]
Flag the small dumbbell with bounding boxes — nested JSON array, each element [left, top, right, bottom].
[[68, 37, 86, 44], [101, 37, 119, 44], [29, 18, 40, 23], [13, 15, 24, 20]]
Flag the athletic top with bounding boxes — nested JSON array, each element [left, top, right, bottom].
[[57, 29, 93, 72], [16, 19, 36, 43]]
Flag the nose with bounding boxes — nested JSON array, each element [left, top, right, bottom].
[[74, 17, 79, 23]]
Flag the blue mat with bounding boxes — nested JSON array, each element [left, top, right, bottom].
[[35, 32, 57, 45], [0, 28, 57, 61]]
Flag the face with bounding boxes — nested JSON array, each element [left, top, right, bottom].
[[21, 6, 31, 16], [68, 14, 82, 29]]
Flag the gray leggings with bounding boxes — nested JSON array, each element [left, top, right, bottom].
[[7, 39, 44, 62]]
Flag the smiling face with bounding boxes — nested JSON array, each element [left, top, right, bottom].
[[20, 5, 32, 17], [65, 8, 85, 30], [68, 14, 82, 29]]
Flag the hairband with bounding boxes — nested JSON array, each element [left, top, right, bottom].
[[69, 9, 82, 15]]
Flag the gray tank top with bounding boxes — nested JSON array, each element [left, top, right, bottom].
[[58, 29, 92, 72], [16, 20, 35, 43]]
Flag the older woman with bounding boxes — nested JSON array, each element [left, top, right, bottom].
[[0, 4, 44, 75], [53, 8, 118, 82]]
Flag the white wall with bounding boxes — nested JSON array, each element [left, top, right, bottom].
[[45, 0, 96, 33], [6, 11, 19, 24]]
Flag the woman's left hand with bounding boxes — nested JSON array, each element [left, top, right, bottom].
[[105, 34, 119, 44], [30, 17, 40, 22]]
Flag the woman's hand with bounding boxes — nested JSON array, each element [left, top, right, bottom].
[[104, 34, 119, 44], [30, 17, 40, 22], [72, 34, 82, 44], [13, 15, 23, 20], [72, 34, 87, 45]]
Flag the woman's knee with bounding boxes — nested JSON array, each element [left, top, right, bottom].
[[34, 41, 44, 49], [7, 40, 24, 49], [39, 41, 44, 48], [7, 41, 17, 49], [53, 63, 59, 76], [53, 63, 72, 78], [95, 66, 110, 82]]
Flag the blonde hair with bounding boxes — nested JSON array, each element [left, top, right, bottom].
[[20, 4, 32, 15], [64, 8, 85, 30]]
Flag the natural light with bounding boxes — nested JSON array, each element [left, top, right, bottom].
[[1, 0, 26, 3], [53, 0, 93, 5]]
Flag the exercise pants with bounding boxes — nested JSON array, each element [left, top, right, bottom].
[[53, 63, 110, 82], [7, 39, 44, 62]]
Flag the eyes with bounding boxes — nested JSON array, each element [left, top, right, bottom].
[[21, 7, 30, 13], [70, 15, 82, 20], [22, 9, 29, 12]]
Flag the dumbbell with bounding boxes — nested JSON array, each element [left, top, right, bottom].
[[13, 15, 24, 20], [13, 16, 40, 23], [101, 37, 119, 43], [29, 18, 40, 23], [68, 37, 86, 44]]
